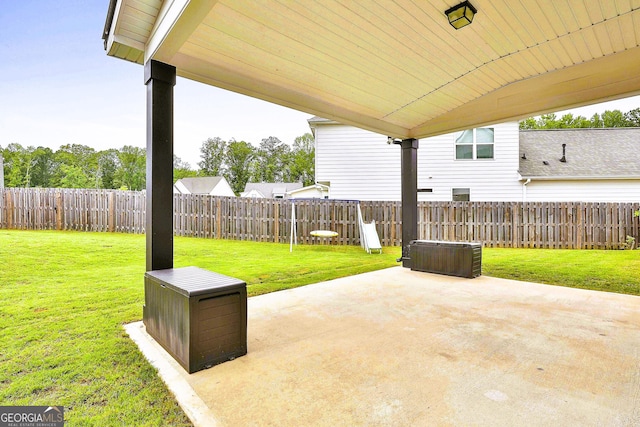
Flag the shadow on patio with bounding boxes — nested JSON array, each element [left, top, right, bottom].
[[127, 267, 640, 426]]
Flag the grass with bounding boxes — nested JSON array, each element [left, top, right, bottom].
[[172, 235, 399, 296], [483, 247, 640, 295], [0, 230, 398, 426], [1, 230, 639, 425]]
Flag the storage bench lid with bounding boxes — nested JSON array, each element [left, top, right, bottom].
[[145, 266, 246, 296], [410, 240, 481, 248]]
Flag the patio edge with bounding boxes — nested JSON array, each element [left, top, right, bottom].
[[124, 321, 220, 427]]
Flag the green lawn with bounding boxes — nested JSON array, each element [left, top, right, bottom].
[[1, 230, 638, 426], [483, 247, 640, 295], [0, 230, 398, 426]]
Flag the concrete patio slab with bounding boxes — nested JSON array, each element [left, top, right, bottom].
[[126, 267, 640, 426]]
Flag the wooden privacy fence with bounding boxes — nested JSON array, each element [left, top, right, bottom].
[[174, 196, 400, 246], [0, 188, 146, 233], [1, 188, 638, 249]]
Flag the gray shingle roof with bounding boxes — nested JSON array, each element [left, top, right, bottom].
[[519, 128, 640, 178]]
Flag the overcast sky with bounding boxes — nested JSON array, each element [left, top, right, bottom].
[[1, 1, 639, 168]]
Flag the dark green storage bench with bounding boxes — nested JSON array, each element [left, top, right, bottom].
[[410, 240, 482, 278], [143, 266, 247, 373]]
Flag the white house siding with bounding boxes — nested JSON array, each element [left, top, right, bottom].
[[524, 180, 640, 202], [314, 122, 522, 201], [315, 124, 401, 201], [417, 122, 522, 202]]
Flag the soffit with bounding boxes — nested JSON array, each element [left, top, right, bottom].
[[104, 0, 162, 62], [105, 0, 640, 139]]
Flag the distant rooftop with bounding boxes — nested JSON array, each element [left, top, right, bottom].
[[519, 128, 640, 179], [243, 182, 303, 198], [175, 177, 225, 194]]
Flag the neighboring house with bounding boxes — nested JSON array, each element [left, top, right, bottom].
[[173, 177, 236, 197], [288, 183, 330, 199], [310, 117, 640, 202], [519, 128, 640, 202], [310, 118, 522, 201], [241, 182, 303, 199]]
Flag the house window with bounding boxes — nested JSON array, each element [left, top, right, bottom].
[[452, 188, 470, 201], [455, 128, 494, 159]]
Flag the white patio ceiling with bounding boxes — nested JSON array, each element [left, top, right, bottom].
[[104, 0, 640, 139]]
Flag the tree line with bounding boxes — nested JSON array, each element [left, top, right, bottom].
[[1, 133, 314, 194], [519, 108, 640, 129], [192, 134, 314, 194], [1, 143, 146, 190], [6, 105, 635, 191]]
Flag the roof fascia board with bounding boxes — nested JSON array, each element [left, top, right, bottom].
[[307, 118, 340, 127], [104, 0, 145, 61], [104, 0, 126, 54], [145, 0, 220, 65], [145, 0, 189, 64], [102, 0, 118, 47]]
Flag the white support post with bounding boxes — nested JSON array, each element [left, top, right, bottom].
[[289, 202, 297, 252]]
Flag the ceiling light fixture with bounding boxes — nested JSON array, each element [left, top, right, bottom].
[[445, 1, 477, 30]]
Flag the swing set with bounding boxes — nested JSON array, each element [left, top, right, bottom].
[[289, 200, 382, 254]]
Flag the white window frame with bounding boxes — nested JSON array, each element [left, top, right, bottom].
[[454, 127, 494, 160]]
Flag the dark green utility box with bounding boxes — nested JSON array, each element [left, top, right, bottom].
[[143, 266, 247, 373]]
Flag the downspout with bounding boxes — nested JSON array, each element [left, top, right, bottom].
[[522, 178, 531, 202]]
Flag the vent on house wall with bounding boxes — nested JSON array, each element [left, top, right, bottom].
[[560, 143, 567, 163]]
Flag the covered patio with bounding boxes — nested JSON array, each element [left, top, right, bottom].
[[127, 267, 640, 426], [103, 0, 640, 268], [103, 1, 640, 424]]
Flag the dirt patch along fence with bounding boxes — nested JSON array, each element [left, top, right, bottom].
[[1, 188, 638, 249]]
